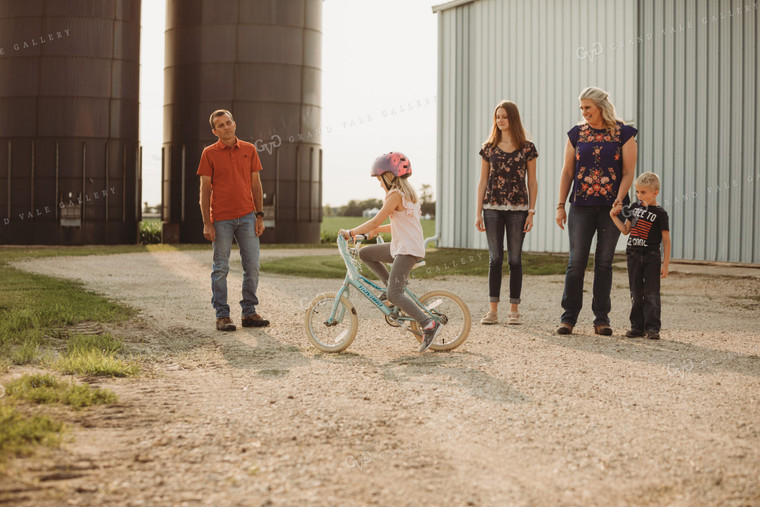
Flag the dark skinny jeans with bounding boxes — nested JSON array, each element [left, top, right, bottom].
[[483, 209, 528, 304]]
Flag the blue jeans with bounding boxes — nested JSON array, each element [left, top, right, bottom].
[[561, 205, 621, 326], [484, 209, 528, 304], [627, 249, 662, 332], [211, 211, 260, 319]]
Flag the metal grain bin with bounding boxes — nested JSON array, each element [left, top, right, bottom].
[[0, 0, 141, 245], [163, 0, 322, 243]]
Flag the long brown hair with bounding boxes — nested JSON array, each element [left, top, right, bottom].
[[483, 100, 528, 150]]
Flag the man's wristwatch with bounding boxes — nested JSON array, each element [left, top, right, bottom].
[[255, 211, 264, 218]]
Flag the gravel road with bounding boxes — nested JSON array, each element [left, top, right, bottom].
[[2, 248, 759, 506]]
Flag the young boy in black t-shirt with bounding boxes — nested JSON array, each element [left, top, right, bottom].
[[610, 172, 671, 340]]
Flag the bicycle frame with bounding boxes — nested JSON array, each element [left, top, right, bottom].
[[325, 236, 436, 327]]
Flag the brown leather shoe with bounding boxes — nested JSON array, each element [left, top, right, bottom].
[[216, 316, 236, 331], [242, 313, 270, 328], [594, 324, 613, 336], [557, 322, 574, 335]]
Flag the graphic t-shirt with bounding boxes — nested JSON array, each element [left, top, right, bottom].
[[625, 203, 669, 253], [568, 122, 637, 206], [478, 141, 538, 210]]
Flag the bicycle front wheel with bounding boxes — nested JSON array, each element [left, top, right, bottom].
[[304, 292, 359, 352], [411, 290, 471, 351]]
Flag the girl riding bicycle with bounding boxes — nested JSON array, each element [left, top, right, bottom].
[[339, 152, 441, 352]]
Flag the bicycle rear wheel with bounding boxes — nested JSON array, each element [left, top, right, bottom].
[[304, 292, 359, 352], [411, 290, 471, 351]]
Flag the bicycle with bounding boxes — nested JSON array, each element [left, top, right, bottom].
[[304, 234, 471, 353]]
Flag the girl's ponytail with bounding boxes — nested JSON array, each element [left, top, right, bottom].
[[381, 172, 418, 204]]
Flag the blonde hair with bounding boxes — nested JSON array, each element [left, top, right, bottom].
[[578, 87, 622, 132], [635, 172, 661, 191], [381, 172, 418, 204], [483, 100, 529, 150]]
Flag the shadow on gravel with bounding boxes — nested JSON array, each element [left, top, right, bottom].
[[217, 330, 310, 376], [308, 350, 527, 404], [385, 359, 528, 403], [529, 328, 760, 379]]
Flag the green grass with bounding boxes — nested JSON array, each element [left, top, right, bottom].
[[139, 219, 162, 244], [0, 265, 135, 367], [66, 333, 124, 356], [0, 404, 63, 465], [0, 243, 210, 265], [54, 349, 140, 377], [260, 248, 572, 279], [320, 216, 436, 244], [51, 332, 139, 377], [4, 374, 118, 409]]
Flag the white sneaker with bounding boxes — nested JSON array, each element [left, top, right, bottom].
[[480, 311, 498, 325], [507, 312, 522, 325]]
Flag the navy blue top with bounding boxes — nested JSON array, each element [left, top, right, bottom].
[[568, 122, 637, 207]]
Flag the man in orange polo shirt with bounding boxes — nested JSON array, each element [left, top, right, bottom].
[[198, 109, 269, 331]]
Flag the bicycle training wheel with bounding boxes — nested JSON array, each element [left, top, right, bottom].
[[410, 290, 471, 351], [304, 292, 359, 352]]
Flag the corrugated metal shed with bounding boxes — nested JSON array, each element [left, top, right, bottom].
[[434, 0, 759, 263], [638, 0, 758, 263]]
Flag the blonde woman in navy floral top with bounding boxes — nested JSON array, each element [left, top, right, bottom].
[[555, 86, 637, 336], [475, 100, 538, 326]]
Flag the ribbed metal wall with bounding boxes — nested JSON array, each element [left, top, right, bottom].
[[0, 0, 141, 245], [638, 0, 758, 263], [163, 0, 322, 243], [435, 0, 638, 252], [436, 0, 759, 264]]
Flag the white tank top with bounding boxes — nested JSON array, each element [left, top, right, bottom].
[[387, 189, 425, 259]]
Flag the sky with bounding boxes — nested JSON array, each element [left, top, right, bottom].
[[139, 0, 438, 208]]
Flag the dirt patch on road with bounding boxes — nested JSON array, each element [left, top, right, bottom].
[[2, 249, 759, 506]]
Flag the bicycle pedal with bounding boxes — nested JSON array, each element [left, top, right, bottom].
[[405, 325, 422, 337]]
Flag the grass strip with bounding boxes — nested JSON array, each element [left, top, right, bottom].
[[4, 374, 118, 409], [52, 333, 140, 377], [0, 265, 135, 368], [0, 404, 64, 464], [260, 248, 575, 279]]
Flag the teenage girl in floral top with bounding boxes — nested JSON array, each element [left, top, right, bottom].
[[475, 100, 538, 326]]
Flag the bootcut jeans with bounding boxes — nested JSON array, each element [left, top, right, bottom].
[[211, 211, 260, 319], [560, 205, 621, 326]]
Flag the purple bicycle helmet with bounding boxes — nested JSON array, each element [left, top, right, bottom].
[[370, 152, 412, 178]]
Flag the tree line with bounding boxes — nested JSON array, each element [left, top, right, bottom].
[[324, 184, 435, 217]]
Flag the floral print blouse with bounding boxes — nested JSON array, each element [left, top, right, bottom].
[[478, 141, 538, 210], [568, 122, 637, 206]]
